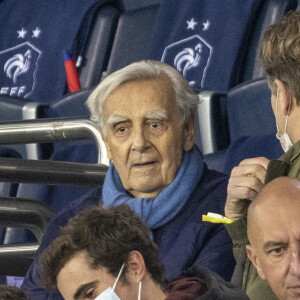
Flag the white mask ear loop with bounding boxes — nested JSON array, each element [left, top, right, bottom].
[[284, 85, 292, 134], [112, 263, 125, 291], [275, 85, 292, 134], [138, 281, 142, 300]]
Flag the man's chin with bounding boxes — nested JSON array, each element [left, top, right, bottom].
[[128, 183, 164, 198]]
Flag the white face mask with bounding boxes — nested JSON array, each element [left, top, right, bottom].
[[94, 264, 142, 300], [275, 86, 293, 152]]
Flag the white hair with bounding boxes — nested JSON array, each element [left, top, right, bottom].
[[86, 60, 199, 135]]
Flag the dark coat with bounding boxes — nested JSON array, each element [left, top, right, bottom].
[[22, 164, 235, 300]]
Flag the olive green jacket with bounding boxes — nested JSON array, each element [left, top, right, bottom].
[[225, 140, 300, 300]]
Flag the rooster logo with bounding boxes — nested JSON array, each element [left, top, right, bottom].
[[4, 49, 32, 84], [174, 43, 202, 77], [162, 35, 212, 88]]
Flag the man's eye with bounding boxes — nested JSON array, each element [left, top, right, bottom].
[[118, 127, 126, 132], [115, 126, 128, 136], [150, 122, 161, 129], [270, 247, 284, 256], [84, 288, 96, 299]]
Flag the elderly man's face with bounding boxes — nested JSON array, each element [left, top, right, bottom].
[[247, 200, 300, 300], [101, 77, 194, 198]]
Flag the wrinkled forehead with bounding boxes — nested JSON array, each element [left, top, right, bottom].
[[102, 77, 178, 117], [249, 203, 300, 249]]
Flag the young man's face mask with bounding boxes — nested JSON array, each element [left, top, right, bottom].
[[95, 264, 142, 300]]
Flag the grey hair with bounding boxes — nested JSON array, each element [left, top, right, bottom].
[[86, 60, 199, 135]]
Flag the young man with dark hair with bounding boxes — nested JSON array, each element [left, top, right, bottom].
[[39, 205, 248, 300]]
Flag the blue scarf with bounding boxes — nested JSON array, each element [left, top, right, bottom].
[[102, 146, 203, 229]]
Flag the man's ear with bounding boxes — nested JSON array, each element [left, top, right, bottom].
[[246, 245, 266, 280], [126, 251, 146, 283], [100, 130, 112, 160], [183, 115, 196, 151], [274, 79, 294, 116]]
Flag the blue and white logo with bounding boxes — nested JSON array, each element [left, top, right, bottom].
[[0, 42, 41, 98], [162, 35, 212, 87]]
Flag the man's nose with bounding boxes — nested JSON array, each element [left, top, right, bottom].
[[131, 127, 148, 151], [289, 247, 300, 277]]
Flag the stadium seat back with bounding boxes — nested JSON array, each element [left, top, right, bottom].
[[106, 0, 162, 74], [0, 1, 121, 102], [223, 134, 283, 175], [146, 0, 267, 91], [0, 96, 46, 159], [236, 0, 298, 83], [77, 4, 120, 88], [201, 78, 277, 172], [227, 78, 276, 142]]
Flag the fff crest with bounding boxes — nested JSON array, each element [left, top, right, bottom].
[[0, 42, 41, 98], [161, 35, 213, 88]]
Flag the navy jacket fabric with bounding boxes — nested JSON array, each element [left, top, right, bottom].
[[22, 164, 234, 300], [148, 0, 262, 92], [0, 0, 112, 102]]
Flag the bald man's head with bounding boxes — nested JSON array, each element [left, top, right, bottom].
[[246, 177, 300, 300], [248, 177, 300, 246]]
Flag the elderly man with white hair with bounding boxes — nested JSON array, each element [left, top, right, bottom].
[[22, 60, 234, 300]]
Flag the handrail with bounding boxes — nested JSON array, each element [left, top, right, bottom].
[[0, 244, 39, 276], [0, 118, 109, 165], [0, 118, 109, 276], [0, 197, 53, 243], [0, 157, 108, 186], [0, 196, 52, 275]]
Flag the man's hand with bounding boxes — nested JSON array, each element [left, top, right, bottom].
[[224, 157, 270, 221]]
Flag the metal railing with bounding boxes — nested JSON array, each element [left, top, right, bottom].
[[0, 197, 53, 276], [0, 157, 108, 186], [0, 117, 109, 276], [0, 118, 109, 165]]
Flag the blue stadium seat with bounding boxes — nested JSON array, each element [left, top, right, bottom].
[[227, 78, 276, 142], [146, 0, 297, 92], [223, 134, 283, 175], [0, 95, 46, 159], [145, 0, 297, 159], [48, 88, 92, 119], [202, 78, 279, 172], [0, 1, 121, 102], [77, 4, 120, 89], [106, 0, 162, 74], [47, 88, 94, 152], [236, 0, 297, 83]]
